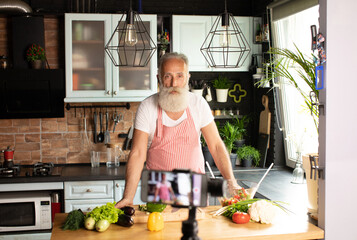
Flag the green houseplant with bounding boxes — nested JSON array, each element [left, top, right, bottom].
[[219, 121, 241, 168], [257, 45, 318, 133], [232, 115, 250, 148], [236, 145, 261, 167], [213, 75, 231, 102]]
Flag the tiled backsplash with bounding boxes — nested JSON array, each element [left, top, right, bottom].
[[0, 103, 139, 165]]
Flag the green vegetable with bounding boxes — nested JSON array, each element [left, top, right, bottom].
[[96, 219, 110, 232], [86, 202, 123, 224], [146, 202, 167, 213], [61, 209, 85, 230]]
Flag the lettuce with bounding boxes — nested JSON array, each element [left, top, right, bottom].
[[86, 202, 124, 223]]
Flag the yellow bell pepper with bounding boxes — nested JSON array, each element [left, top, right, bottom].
[[147, 212, 164, 232]]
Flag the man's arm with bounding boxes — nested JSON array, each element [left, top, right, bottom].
[[201, 121, 236, 182], [115, 129, 148, 208]]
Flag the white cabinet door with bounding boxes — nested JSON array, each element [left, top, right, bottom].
[[64, 13, 158, 103], [114, 180, 144, 205], [65, 13, 113, 100], [65, 198, 114, 213], [172, 15, 253, 72], [211, 16, 252, 72], [172, 15, 212, 71], [111, 14, 158, 101], [64, 181, 114, 199]]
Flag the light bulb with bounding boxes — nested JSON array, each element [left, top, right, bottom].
[[125, 24, 138, 46], [219, 26, 231, 47]]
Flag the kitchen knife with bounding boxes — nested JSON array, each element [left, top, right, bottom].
[[125, 125, 134, 150], [104, 111, 110, 144], [93, 110, 97, 144]]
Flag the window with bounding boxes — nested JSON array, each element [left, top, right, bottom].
[[271, 6, 319, 167]]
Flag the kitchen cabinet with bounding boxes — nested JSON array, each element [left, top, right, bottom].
[[114, 180, 144, 205], [64, 180, 114, 212], [64, 13, 157, 103], [172, 15, 254, 72], [64, 180, 144, 212]]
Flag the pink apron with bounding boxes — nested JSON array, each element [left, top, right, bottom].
[[146, 107, 205, 174], [157, 182, 170, 201]]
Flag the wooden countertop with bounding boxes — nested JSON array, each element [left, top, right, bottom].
[[51, 206, 324, 240]]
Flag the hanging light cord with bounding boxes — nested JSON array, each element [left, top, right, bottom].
[[224, 0, 227, 13]]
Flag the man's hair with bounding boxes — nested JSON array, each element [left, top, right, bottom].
[[158, 52, 189, 79]]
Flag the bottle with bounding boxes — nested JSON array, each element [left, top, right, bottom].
[[255, 23, 261, 43]]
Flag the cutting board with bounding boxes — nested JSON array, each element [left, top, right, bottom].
[[259, 95, 271, 148], [132, 205, 205, 223]]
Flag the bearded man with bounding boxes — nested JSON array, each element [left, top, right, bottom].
[[115, 52, 238, 208]]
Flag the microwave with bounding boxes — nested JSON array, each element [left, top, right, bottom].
[[0, 192, 52, 233]]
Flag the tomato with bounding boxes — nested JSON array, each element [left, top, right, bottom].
[[228, 198, 238, 205], [232, 212, 250, 224]]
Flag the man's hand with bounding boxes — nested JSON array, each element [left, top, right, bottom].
[[115, 198, 133, 209]]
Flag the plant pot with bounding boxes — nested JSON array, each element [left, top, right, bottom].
[[191, 89, 203, 97], [230, 153, 237, 169], [240, 156, 252, 167], [216, 89, 229, 102], [31, 60, 43, 69], [202, 146, 215, 167], [234, 139, 245, 152]]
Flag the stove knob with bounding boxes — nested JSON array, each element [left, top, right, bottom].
[[25, 172, 30, 177]]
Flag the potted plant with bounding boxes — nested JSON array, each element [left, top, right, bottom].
[[212, 75, 231, 102], [26, 43, 46, 69], [232, 115, 250, 150], [190, 79, 206, 97], [257, 45, 318, 133], [219, 121, 241, 168], [201, 135, 215, 167], [236, 145, 261, 167], [158, 32, 170, 57]]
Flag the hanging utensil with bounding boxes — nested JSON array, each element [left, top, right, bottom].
[[93, 109, 97, 144], [97, 109, 104, 143], [104, 110, 110, 144]]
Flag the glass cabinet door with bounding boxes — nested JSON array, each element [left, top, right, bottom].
[[65, 14, 112, 99], [111, 14, 157, 98]]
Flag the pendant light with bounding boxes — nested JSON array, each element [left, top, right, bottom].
[[105, 0, 156, 67], [200, 0, 251, 68]]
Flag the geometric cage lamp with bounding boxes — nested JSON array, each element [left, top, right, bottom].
[[200, 0, 251, 68], [105, 0, 156, 67]]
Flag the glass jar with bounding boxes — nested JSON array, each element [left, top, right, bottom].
[[106, 143, 124, 167]]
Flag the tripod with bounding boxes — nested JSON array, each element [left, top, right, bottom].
[[181, 206, 201, 240]]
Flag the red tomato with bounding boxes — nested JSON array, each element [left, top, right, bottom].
[[232, 212, 250, 224]]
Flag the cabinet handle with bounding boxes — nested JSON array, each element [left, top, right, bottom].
[[86, 189, 92, 192], [106, 90, 111, 95], [116, 183, 120, 188], [113, 91, 117, 95]]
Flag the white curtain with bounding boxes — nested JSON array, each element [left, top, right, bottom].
[[269, 3, 319, 167]]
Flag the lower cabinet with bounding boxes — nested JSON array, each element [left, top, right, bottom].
[[114, 180, 144, 205], [64, 180, 144, 213]]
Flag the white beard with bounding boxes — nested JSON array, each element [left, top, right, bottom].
[[158, 85, 189, 112]]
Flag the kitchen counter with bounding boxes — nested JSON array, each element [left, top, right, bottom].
[[51, 206, 324, 240], [0, 165, 127, 184]]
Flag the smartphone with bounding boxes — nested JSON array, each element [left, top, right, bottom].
[[141, 169, 208, 207]]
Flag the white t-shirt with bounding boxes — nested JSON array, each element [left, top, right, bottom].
[[135, 92, 214, 148]]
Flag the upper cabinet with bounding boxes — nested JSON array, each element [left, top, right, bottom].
[[64, 13, 157, 103], [172, 15, 254, 72]]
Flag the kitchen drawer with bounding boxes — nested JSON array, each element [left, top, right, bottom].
[[64, 198, 114, 213], [114, 180, 144, 205], [64, 181, 113, 200]]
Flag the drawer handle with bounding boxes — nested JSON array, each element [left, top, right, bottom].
[[86, 189, 92, 192], [116, 183, 120, 188], [87, 207, 92, 211]]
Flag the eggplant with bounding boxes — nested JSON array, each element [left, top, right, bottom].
[[116, 214, 134, 227], [120, 206, 135, 216]]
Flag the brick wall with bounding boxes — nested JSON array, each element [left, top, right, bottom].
[[0, 16, 138, 165]]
